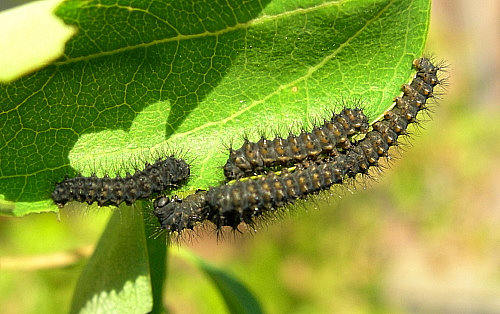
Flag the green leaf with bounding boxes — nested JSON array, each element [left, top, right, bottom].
[[70, 203, 153, 314], [0, 0, 431, 216], [0, 0, 77, 83], [177, 249, 264, 314]]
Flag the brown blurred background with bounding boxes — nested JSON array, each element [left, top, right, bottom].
[[1, 0, 499, 313]]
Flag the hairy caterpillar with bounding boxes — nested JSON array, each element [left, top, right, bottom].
[[52, 156, 190, 207], [223, 108, 369, 181]]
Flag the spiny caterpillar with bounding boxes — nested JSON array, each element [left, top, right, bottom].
[[223, 108, 369, 181], [52, 156, 190, 207], [154, 57, 443, 235], [155, 158, 348, 232]]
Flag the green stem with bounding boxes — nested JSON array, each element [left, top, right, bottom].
[[143, 202, 169, 314]]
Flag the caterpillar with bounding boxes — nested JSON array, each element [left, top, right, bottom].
[[155, 158, 349, 233], [154, 57, 443, 234], [223, 108, 370, 181], [52, 156, 190, 207]]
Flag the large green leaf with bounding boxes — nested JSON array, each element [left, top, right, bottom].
[[70, 203, 153, 314], [0, 0, 431, 216]]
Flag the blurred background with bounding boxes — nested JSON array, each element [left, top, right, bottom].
[[1, 0, 499, 313]]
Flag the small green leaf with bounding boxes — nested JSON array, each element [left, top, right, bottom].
[[0, 0, 77, 83], [177, 249, 264, 314], [70, 204, 153, 314], [0, 0, 431, 216]]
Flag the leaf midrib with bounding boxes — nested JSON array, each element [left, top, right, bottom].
[[54, 1, 341, 66], [172, 0, 395, 138]]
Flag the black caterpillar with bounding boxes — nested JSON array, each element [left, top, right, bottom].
[[155, 158, 349, 232], [223, 108, 369, 181], [52, 156, 190, 207], [154, 57, 443, 234]]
